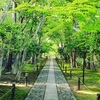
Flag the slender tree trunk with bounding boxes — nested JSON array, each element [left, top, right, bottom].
[[89, 46, 96, 71], [12, 1, 17, 22], [70, 53, 73, 68], [0, 0, 12, 24], [82, 52, 86, 84], [34, 54, 37, 71], [70, 51, 77, 68], [83, 52, 86, 68], [38, 34, 41, 61], [0, 41, 4, 79], [5, 53, 12, 71], [16, 49, 27, 81], [90, 55, 96, 71], [87, 57, 90, 69], [72, 49, 77, 68], [0, 56, 3, 79], [12, 53, 20, 74]]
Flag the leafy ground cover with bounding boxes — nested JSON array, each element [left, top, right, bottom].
[[60, 63, 100, 100]]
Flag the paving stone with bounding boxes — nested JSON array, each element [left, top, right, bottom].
[[25, 60, 50, 100], [25, 58, 77, 100], [44, 58, 58, 100], [54, 60, 76, 100]]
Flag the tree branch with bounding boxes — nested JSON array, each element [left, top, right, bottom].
[[0, 0, 12, 24]]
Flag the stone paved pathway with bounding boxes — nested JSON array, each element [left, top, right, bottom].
[[44, 58, 58, 100], [25, 58, 76, 100]]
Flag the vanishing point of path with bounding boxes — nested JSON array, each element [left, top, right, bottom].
[[25, 58, 76, 100]]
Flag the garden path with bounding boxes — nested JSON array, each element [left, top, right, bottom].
[[25, 57, 76, 100]]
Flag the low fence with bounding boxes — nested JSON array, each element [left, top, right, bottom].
[[56, 58, 100, 100], [0, 73, 28, 100], [65, 70, 100, 100]]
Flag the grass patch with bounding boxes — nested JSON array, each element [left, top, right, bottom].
[[59, 62, 100, 100], [0, 58, 47, 100], [0, 86, 30, 100], [23, 64, 34, 72]]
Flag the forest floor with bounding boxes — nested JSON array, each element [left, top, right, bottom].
[[0, 66, 42, 100], [60, 64, 100, 100]]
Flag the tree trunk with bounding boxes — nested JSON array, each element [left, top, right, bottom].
[[0, 0, 12, 24], [12, 53, 20, 74], [70, 51, 77, 68], [83, 52, 86, 68], [34, 54, 37, 71], [5, 53, 12, 71], [0, 55, 3, 79], [37, 34, 42, 61], [0, 42, 4, 79], [87, 57, 90, 69], [90, 55, 96, 71], [72, 50, 77, 68], [70, 53, 73, 68], [12, 1, 17, 22], [89, 46, 96, 71], [82, 52, 86, 84], [16, 49, 26, 81]]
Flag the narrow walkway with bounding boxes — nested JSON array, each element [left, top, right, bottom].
[[44, 58, 58, 100], [25, 58, 76, 100]]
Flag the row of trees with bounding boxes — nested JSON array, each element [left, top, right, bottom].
[[53, 1, 100, 71], [0, 0, 52, 80], [39, 0, 100, 71], [0, 0, 100, 81]]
